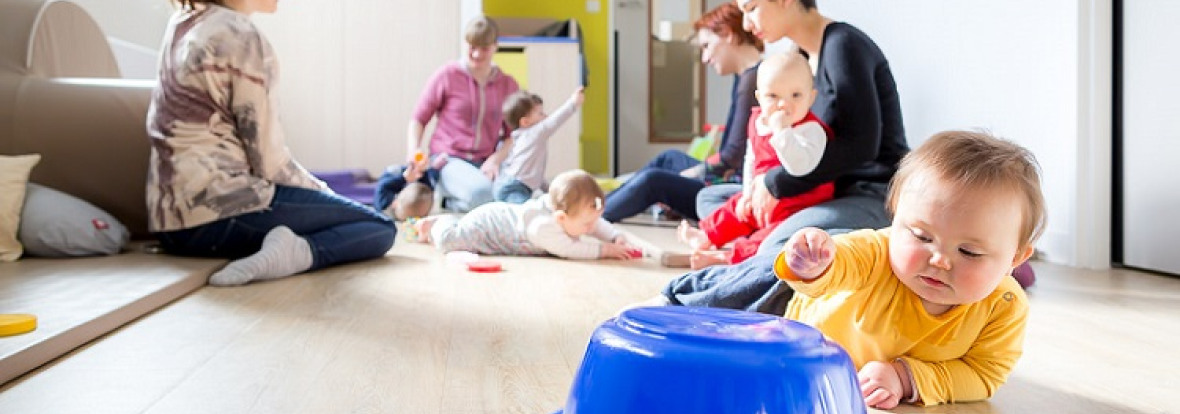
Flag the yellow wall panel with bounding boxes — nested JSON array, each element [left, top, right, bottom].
[[493, 51, 529, 90], [483, 0, 610, 174]]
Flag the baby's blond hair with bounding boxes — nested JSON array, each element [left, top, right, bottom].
[[756, 47, 813, 92], [393, 183, 433, 221], [887, 130, 1047, 251], [548, 169, 604, 217]]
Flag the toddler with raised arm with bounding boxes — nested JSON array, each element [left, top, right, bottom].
[[494, 87, 585, 203]]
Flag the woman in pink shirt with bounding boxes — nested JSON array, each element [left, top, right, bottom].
[[407, 16, 520, 212]]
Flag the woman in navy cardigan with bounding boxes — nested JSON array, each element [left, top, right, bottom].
[[602, 3, 763, 222]]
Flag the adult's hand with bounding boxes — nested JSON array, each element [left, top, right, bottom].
[[749, 175, 777, 226], [735, 193, 754, 222], [402, 157, 428, 182]]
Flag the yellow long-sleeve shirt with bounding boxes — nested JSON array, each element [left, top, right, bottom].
[[773, 229, 1028, 406]]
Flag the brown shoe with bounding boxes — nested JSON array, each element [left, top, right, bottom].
[[660, 252, 691, 268]]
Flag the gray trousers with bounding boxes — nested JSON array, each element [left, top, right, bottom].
[[664, 181, 891, 315]]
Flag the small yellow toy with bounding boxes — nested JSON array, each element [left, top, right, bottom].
[[403, 217, 420, 241], [0, 314, 37, 337]]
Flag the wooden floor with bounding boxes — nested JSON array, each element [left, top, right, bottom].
[[1, 224, 1177, 413]]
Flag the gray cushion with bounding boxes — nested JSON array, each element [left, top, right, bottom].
[[18, 183, 129, 257]]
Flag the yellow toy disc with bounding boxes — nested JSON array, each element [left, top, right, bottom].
[[0, 314, 37, 336]]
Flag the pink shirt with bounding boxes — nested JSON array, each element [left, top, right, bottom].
[[412, 61, 520, 164]]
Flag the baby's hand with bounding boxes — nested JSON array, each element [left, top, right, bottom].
[[858, 361, 905, 409], [572, 87, 585, 107], [612, 234, 633, 248], [782, 227, 835, 280], [479, 161, 500, 181], [766, 108, 792, 131], [600, 242, 633, 260]]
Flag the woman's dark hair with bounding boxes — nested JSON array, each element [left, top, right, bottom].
[[693, 3, 764, 52]]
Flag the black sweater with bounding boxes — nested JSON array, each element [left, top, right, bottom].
[[764, 22, 908, 198], [716, 62, 760, 172]]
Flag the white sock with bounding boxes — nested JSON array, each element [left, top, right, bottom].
[[208, 226, 313, 286]]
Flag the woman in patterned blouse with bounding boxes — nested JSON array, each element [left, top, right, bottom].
[[146, 0, 397, 285]]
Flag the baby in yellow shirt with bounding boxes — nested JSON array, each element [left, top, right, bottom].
[[774, 130, 1046, 408]]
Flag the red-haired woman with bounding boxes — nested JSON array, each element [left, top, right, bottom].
[[654, 0, 911, 312], [602, 3, 763, 223]]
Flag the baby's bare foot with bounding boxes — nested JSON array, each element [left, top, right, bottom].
[[414, 217, 437, 243], [690, 250, 729, 270], [677, 220, 712, 250]]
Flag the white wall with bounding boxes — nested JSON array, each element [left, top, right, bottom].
[[71, 0, 172, 49], [71, 0, 171, 79], [254, 2, 460, 174], [819, 0, 1111, 267], [703, 0, 730, 128], [70, 1, 459, 175]]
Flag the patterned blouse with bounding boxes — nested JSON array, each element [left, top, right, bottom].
[[146, 5, 325, 232]]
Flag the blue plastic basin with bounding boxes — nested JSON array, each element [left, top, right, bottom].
[[556, 306, 866, 414]]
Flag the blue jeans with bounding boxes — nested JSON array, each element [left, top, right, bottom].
[[696, 183, 741, 219], [603, 169, 705, 222], [661, 181, 891, 314], [646, 149, 701, 172], [493, 176, 533, 204], [603, 150, 705, 222], [438, 157, 493, 212], [155, 185, 397, 271], [373, 165, 439, 212]]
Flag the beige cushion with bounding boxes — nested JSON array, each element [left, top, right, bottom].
[[0, 0, 119, 78], [0, 0, 153, 238], [0, 153, 40, 261]]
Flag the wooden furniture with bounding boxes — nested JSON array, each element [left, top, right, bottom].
[[495, 20, 584, 184]]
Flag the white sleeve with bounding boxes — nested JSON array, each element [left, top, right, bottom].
[[768, 121, 827, 176], [742, 133, 757, 198], [526, 217, 603, 260], [589, 218, 620, 242], [531, 95, 580, 139]]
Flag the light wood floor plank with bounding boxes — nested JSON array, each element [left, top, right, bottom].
[[1, 226, 1177, 413]]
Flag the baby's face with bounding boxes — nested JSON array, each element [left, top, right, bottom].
[[520, 105, 546, 128], [888, 172, 1031, 308], [756, 63, 815, 127], [558, 206, 601, 238]]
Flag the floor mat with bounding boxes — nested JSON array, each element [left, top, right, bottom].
[[0, 247, 223, 385]]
